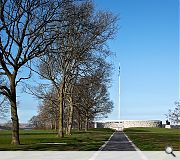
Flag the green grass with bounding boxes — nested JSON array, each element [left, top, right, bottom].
[[124, 127, 180, 151], [0, 128, 114, 151]]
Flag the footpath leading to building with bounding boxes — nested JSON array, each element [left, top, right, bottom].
[[100, 131, 139, 151]]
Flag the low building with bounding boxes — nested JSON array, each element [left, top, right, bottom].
[[94, 120, 162, 131]]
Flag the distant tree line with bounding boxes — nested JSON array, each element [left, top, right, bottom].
[[0, 0, 117, 144]]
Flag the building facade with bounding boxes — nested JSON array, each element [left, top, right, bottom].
[[95, 120, 162, 131]]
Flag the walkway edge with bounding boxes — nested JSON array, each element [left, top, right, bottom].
[[124, 132, 149, 160], [98, 132, 115, 151], [123, 131, 140, 151]]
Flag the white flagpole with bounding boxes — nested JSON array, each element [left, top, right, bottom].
[[118, 63, 121, 120], [179, 48, 180, 100]]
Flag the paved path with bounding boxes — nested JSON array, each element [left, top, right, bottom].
[[100, 131, 138, 151]]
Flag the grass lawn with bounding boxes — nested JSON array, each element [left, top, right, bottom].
[[124, 127, 180, 151], [0, 128, 114, 151]]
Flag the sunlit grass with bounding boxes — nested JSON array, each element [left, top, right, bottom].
[[124, 127, 180, 151], [0, 128, 113, 151]]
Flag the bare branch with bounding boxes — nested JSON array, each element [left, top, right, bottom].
[[15, 70, 32, 86]]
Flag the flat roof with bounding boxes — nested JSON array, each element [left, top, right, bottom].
[[94, 120, 162, 123]]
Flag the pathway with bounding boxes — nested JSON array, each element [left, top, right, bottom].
[[100, 131, 138, 151]]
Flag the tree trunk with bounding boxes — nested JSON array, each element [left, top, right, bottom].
[[54, 121, 57, 130], [58, 79, 65, 138], [55, 117, 58, 130], [10, 78, 20, 145], [51, 121, 53, 130], [65, 103, 70, 134], [66, 96, 74, 135], [77, 111, 82, 131], [85, 116, 88, 132], [77, 117, 80, 131], [50, 99, 53, 130]]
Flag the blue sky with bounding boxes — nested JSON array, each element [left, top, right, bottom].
[[4, 0, 179, 123], [94, 0, 179, 122]]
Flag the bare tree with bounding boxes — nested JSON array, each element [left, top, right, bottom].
[[76, 64, 113, 131], [0, 96, 8, 120], [166, 101, 180, 125], [28, 60, 113, 132], [0, 0, 61, 144], [29, 115, 40, 129], [36, 0, 117, 137], [24, 83, 59, 130], [171, 102, 180, 124]]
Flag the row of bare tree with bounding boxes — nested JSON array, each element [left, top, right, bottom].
[[0, 0, 117, 145], [29, 68, 113, 134]]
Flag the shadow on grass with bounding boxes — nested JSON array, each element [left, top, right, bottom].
[[0, 128, 114, 151]]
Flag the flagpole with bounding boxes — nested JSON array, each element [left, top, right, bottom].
[[118, 63, 120, 120]]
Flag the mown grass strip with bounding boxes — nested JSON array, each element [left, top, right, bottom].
[[0, 128, 114, 151], [124, 127, 180, 151]]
